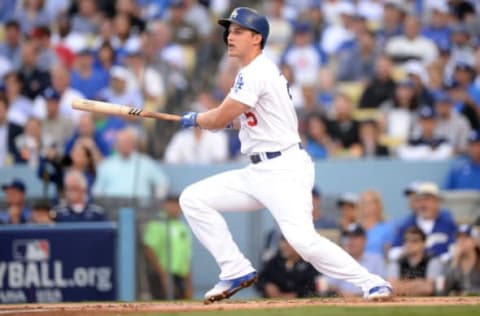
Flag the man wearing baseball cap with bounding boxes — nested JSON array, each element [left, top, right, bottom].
[[0, 178, 31, 224], [389, 182, 457, 262], [337, 193, 359, 232], [444, 130, 480, 190], [397, 105, 453, 160]]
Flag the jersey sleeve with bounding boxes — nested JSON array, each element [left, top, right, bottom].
[[228, 70, 262, 108]]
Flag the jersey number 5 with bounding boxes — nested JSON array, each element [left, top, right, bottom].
[[244, 112, 258, 127]]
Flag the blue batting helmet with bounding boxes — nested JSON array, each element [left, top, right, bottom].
[[218, 7, 269, 49]]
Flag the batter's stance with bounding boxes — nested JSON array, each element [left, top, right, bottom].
[[179, 7, 393, 304]]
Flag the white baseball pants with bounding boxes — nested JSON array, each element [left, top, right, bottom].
[[179, 146, 388, 293]]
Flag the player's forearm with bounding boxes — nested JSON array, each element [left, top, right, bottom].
[[197, 108, 232, 130]]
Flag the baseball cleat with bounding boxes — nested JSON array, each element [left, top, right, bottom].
[[364, 285, 394, 301], [204, 271, 258, 304]]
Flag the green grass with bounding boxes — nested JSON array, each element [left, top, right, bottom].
[[123, 305, 480, 316]]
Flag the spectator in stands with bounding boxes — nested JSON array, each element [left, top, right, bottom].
[[385, 15, 438, 66], [71, 0, 102, 34], [264, 0, 294, 64], [421, 2, 452, 51], [143, 195, 193, 299], [64, 112, 110, 158], [444, 130, 480, 190], [320, 1, 355, 56], [93, 127, 169, 201], [18, 40, 51, 100], [123, 41, 166, 115], [256, 235, 319, 298], [358, 55, 396, 109], [357, 189, 394, 257], [389, 182, 457, 262], [303, 112, 334, 160], [164, 126, 229, 164], [70, 48, 109, 100], [358, 119, 389, 158], [92, 18, 116, 51], [387, 226, 444, 296], [337, 192, 359, 232], [115, 0, 146, 34], [31, 25, 59, 72], [181, 0, 213, 41], [47, 65, 85, 124], [144, 20, 188, 94], [432, 92, 472, 155], [327, 93, 361, 157], [167, 0, 199, 47], [315, 68, 336, 114], [404, 61, 435, 107], [376, 0, 406, 47], [4, 71, 33, 128], [98, 66, 144, 140], [444, 225, 480, 295], [51, 13, 81, 56], [14, 117, 54, 167], [312, 187, 336, 229], [336, 29, 379, 82], [0, 95, 22, 166], [94, 42, 116, 73], [319, 223, 385, 297], [378, 79, 418, 142], [0, 178, 30, 224], [30, 200, 53, 224], [13, 0, 51, 35], [447, 61, 480, 131], [39, 136, 98, 201], [403, 180, 423, 214], [165, 90, 228, 164], [444, 24, 476, 86], [0, 20, 22, 69], [397, 105, 453, 160], [471, 49, 480, 107], [53, 170, 106, 222], [280, 21, 326, 87], [112, 14, 143, 65], [40, 87, 74, 154], [99, 65, 142, 107]]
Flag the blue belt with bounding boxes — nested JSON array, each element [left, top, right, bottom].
[[250, 143, 303, 164]]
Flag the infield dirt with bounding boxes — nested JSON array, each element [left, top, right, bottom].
[[0, 296, 479, 316]]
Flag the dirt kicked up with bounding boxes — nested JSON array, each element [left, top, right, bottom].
[[0, 297, 479, 316]]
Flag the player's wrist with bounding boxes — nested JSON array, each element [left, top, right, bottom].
[[180, 112, 198, 128]]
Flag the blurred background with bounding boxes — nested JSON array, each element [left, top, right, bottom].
[[0, 0, 480, 304]]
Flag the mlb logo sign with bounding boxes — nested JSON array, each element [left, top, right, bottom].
[[12, 240, 50, 261]]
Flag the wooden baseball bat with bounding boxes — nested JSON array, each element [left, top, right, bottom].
[[71, 99, 181, 122]]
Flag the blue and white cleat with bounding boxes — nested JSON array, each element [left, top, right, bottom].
[[204, 271, 258, 304], [364, 285, 394, 301]]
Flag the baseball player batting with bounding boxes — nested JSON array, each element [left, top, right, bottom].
[[179, 7, 393, 304]]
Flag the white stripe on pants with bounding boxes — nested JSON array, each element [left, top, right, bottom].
[[179, 148, 388, 293]]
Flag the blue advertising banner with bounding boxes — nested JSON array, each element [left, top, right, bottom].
[[0, 223, 116, 303]]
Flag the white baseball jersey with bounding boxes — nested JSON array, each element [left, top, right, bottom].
[[180, 51, 390, 298], [228, 53, 301, 155]]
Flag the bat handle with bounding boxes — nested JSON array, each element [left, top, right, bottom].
[[140, 110, 181, 122]]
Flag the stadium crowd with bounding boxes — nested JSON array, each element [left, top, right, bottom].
[[1, 0, 480, 298]]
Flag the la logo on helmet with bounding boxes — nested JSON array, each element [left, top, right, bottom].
[[231, 9, 238, 19]]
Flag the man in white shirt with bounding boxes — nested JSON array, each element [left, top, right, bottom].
[[385, 15, 438, 66], [165, 128, 228, 164]]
